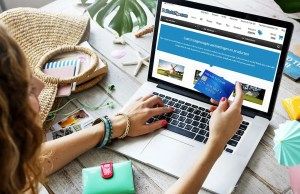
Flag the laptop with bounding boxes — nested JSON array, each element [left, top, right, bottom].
[[109, 0, 294, 193]]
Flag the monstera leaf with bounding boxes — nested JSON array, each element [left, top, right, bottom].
[[274, 0, 300, 13], [82, 0, 157, 36]]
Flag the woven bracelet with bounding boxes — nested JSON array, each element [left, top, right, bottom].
[[116, 113, 130, 139]]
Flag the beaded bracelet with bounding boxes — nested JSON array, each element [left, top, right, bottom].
[[116, 113, 131, 139], [92, 116, 113, 148]]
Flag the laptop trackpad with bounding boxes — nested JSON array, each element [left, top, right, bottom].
[[140, 134, 196, 175]]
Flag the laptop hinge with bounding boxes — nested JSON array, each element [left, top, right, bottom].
[[157, 83, 256, 119]]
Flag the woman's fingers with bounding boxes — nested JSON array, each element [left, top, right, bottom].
[[144, 95, 164, 107], [148, 106, 174, 117], [141, 94, 154, 101], [228, 82, 244, 112], [144, 119, 168, 134], [209, 105, 217, 112], [217, 97, 229, 112], [210, 98, 219, 105]]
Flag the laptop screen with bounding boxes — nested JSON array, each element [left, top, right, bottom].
[[151, 1, 288, 113]]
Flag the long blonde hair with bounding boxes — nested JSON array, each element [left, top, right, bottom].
[[0, 25, 43, 193]]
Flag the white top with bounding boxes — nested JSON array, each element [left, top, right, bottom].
[[39, 184, 49, 194]]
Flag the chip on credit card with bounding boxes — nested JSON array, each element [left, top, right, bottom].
[[194, 70, 235, 101]]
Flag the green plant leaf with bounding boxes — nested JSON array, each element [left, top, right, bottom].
[[140, 0, 157, 15], [87, 0, 108, 18], [81, 0, 89, 6], [275, 0, 300, 13], [92, 0, 148, 36]]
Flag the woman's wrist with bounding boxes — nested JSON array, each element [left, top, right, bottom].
[[111, 115, 127, 139], [206, 138, 226, 157]]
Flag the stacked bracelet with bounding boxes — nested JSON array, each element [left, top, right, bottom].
[[116, 113, 131, 139], [92, 116, 113, 148]]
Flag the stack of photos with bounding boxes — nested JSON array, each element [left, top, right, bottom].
[[46, 109, 94, 141]]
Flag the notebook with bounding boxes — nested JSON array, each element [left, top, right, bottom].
[[43, 66, 75, 97]]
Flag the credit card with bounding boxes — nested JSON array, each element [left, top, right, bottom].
[[194, 70, 235, 101]]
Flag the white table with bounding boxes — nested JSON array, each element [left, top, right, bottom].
[[41, 0, 300, 193]]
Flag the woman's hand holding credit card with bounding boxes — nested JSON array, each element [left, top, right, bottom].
[[207, 82, 244, 147], [194, 70, 235, 101]]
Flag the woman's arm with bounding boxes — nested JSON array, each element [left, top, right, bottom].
[[41, 95, 173, 176], [166, 83, 244, 194]]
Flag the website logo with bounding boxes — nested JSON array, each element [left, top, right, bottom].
[[162, 8, 188, 18]]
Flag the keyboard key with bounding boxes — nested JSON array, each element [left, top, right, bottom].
[[174, 109, 181, 114], [242, 121, 249, 125], [205, 132, 209, 137], [171, 114, 179, 119], [162, 99, 169, 104], [191, 127, 200, 133], [228, 140, 238, 147], [178, 100, 185, 104], [236, 130, 244, 136], [185, 102, 191, 106], [178, 122, 186, 128], [203, 138, 208, 144], [232, 135, 241, 141], [174, 103, 181, 108], [153, 92, 158, 95], [201, 118, 208, 123], [199, 107, 205, 111], [159, 94, 165, 97], [185, 118, 192, 124], [167, 125, 196, 139], [199, 129, 206, 135], [192, 105, 198, 108], [168, 101, 175, 106], [194, 115, 201, 121], [165, 96, 171, 99], [205, 125, 209, 131], [187, 107, 194, 112], [181, 111, 188, 116], [239, 124, 247, 130], [147, 118, 154, 123], [181, 105, 188, 110], [205, 109, 210, 112], [225, 148, 233, 153], [178, 116, 186, 122], [199, 123, 207, 129], [194, 110, 201, 115], [187, 113, 194, 118], [192, 121, 200, 127], [195, 135, 205, 142], [185, 125, 193, 131], [201, 112, 208, 117], [206, 114, 211, 119], [171, 120, 179, 126], [172, 98, 178, 102]]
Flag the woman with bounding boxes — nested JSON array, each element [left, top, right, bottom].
[[0, 24, 243, 194]]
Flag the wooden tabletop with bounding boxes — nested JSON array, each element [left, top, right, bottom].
[[41, 0, 300, 193]]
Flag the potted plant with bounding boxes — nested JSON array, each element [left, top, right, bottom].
[[274, 0, 300, 22]]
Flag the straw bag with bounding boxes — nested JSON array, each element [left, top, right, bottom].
[[0, 8, 107, 123]]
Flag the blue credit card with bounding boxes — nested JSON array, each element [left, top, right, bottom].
[[194, 70, 235, 101]]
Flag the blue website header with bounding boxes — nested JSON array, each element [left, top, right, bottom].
[[157, 24, 280, 82]]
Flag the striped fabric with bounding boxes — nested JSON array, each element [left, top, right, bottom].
[[44, 59, 80, 69]]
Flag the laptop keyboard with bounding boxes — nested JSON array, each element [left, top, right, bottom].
[[148, 92, 250, 154]]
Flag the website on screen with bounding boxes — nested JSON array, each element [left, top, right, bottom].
[[152, 2, 287, 112]]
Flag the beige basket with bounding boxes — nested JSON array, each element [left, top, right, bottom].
[[0, 8, 107, 124]]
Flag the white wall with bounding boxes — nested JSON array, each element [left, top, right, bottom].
[[3, 0, 54, 10]]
